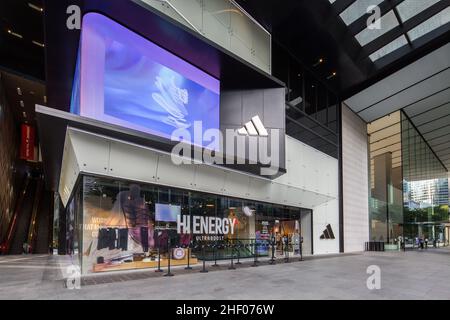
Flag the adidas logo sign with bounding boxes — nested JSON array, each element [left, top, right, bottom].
[[237, 115, 269, 137], [320, 224, 335, 240]]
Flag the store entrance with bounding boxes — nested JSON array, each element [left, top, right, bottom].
[[273, 219, 301, 257], [253, 206, 313, 259]]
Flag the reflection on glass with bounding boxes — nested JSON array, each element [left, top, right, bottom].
[[402, 112, 449, 246], [368, 111, 450, 247], [69, 176, 311, 274], [368, 111, 403, 244]]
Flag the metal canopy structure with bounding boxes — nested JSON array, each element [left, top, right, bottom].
[[236, 0, 450, 97], [329, 0, 450, 66], [345, 42, 450, 171]]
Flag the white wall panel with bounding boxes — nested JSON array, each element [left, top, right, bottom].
[[59, 134, 80, 207], [301, 210, 312, 256], [223, 170, 250, 199], [68, 128, 110, 175], [156, 153, 196, 190], [342, 104, 370, 252], [248, 177, 272, 202], [313, 199, 340, 254], [138, 0, 271, 74], [193, 165, 227, 194], [108, 141, 158, 183]]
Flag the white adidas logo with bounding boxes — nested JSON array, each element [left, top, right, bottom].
[[237, 115, 269, 137]]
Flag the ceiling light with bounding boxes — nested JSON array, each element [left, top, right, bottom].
[[32, 40, 45, 48], [28, 3, 44, 12], [327, 72, 337, 80], [7, 29, 23, 39], [17, 88, 22, 96], [20, 100, 25, 108], [313, 58, 324, 67]]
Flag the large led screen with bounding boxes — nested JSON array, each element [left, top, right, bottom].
[[71, 13, 220, 145]]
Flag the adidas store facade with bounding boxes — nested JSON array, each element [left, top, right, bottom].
[[39, 1, 340, 275]]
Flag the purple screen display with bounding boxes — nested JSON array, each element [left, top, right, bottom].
[[71, 13, 220, 145]]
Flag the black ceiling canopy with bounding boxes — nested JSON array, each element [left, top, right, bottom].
[[237, 0, 450, 97], [0, 0, 45, 80]]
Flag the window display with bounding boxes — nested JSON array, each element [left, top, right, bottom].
[[67, 175, 310, 274]]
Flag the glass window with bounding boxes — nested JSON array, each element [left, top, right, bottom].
[[402, 112, 449, 245], [407, 7, 450, 42], [396, 0, 440, 23], [368, 111, 403, 243], [355, 10, 399, 46], [304, 75, 317, 117], [369, 35, 408, 61], [76, 176, 312, 274], [317, 84, 328, 125], [287, 60, 304, 109], [339, 0, 384, 26]]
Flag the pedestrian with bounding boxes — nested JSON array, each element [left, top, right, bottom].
[[425, 238, 428, 249], [22, 242, 29, 254]]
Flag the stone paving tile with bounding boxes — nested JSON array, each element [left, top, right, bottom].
[[2, 249, 450, 299]]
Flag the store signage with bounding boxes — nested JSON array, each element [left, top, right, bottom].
[[177, 215, 236, 235], [172, 248, 186, 260], [20, 124, 35, 161]]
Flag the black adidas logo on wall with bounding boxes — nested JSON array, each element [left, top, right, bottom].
[[320, 224, 335, 240]]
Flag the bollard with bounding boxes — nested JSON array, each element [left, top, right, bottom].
[[185, 242, 193, 270], [212, 241, 219, 267], [229, 243, 236, 270], [236, 243, 242, 265], [299, 239, 303, 262], [252, 240, 258, 267], [269, 240, 276, 265], [285, 238, 290, 263], [164, 239, 174, 277], [200, 243, 208, 273], [155, 234, 163, 273]]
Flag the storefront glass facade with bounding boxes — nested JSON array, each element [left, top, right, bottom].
[[68, 175, 311, 274], [368, 111, 403, 244], [401, 112, 449, 245], [368, 111, 449, 246]]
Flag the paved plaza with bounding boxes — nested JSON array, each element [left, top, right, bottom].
[[0, 249, 449, 300]]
